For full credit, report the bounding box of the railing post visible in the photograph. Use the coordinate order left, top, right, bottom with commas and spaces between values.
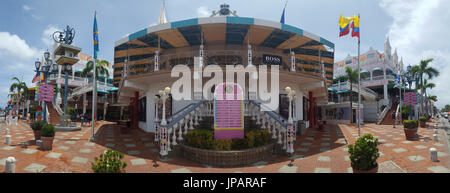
178, 120, 184, 141
172, 123, 178, 146
184, 117, 189, 135
159, 125, 168, 158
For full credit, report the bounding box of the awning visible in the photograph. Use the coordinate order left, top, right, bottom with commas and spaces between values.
75, 69, 83, 73
361, 69, 369, 73
107, 88, 118, 92
97, 89, 109, 94
336, 89, 350, 94
372, 67, 383, 71
328, 88, 336, 92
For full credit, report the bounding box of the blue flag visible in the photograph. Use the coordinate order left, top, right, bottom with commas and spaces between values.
280, 7, 285, 24
93, 12, 99, 59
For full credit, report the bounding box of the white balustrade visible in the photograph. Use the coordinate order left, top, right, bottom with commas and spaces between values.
184, 117, 189, 135
172, 123, 178, 145
178, 120, 184, 141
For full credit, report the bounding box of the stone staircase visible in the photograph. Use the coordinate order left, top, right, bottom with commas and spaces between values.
46, 103, 60, 125
380, 103, 398, 125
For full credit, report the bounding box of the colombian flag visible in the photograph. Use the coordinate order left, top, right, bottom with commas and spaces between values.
93, 11, 99, 59
339, 14, 360, 38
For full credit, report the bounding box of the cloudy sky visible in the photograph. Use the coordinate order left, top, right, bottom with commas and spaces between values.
0, 0, 449, 108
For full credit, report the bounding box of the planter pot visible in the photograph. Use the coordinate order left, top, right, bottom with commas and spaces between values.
419, 121, 426, 127
404, 128, 418, 140
352, 165, 378, 173
41, 136, 54, 150
33, 130, 41, 141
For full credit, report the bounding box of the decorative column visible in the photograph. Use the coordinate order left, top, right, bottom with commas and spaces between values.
82, 93, 87, 114
154, 96, 160, 142
290, 51, 296, 72
134, 92, 139, 129
309, 92, 314, 128
154, 50, 159, 72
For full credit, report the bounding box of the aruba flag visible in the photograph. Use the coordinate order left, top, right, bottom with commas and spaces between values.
93, 11, 99, 59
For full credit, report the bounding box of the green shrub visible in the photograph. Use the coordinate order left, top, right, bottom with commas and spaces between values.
68, 107, 76, 116
91, 150, 127, 173
185, 129, 271, 151
30, 120, 44, 131
401, 107, 410, 120
348, 134, 379, 171
41, 124, 55, 137
403, 120, 418, 129
419, 116, 427, 122
214, 139, 232, 151
231, 138, 248, 150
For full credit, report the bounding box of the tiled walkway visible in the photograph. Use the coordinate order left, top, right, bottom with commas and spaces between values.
0, 120, 449, 173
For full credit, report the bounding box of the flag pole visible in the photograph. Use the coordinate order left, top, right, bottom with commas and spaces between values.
357, 13, 361, 137
90, 10, 97, 142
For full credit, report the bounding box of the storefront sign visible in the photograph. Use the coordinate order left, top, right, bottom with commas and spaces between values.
262, 54, 282, 65
214, 83, 244, 139
404, 92, 417, 105
38, 84, 54, 102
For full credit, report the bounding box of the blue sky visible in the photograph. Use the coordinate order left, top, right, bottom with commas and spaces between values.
1, 0, 449, 108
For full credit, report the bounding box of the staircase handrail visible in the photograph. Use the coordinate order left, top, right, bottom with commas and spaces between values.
247, 100, 288, 128
166, 103, 195, 122
52, 100, 64, 116
163, 100, 206, 129
376, 98, 393, 125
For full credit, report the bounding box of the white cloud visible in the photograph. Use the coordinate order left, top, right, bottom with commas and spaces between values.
41, 25, 59, 48
197, 6, 210, 17
0, 32, 39, 60
380, 0, 450, 109
23, 5, 31, 11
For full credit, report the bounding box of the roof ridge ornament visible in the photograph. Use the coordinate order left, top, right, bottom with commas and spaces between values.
210, 3, 238, 17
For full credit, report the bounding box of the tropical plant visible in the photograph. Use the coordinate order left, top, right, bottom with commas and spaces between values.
411, 58, 439, 116
81, 59, 110, 78
403, 120, 418, 129
9, 77, 28, 116
348, 134, 379, 171
344, 66, 366, 123
91, 150, 127, 173
418, 116, 427, 123
41, 124, 56, 137
30, 120, 44, 131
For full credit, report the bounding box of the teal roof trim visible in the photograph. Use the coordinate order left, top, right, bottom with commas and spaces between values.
282, 24, 303, 36
129, 29, 147, 41
226, 17, 254, 25
171, 18, 198, 28
320, 37, 334, 49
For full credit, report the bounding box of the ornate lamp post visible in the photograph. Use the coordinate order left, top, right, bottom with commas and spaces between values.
61, 63, 72, 116
285, 87, 296, 155
35, 50, 58, 124
160, 87, 171, 125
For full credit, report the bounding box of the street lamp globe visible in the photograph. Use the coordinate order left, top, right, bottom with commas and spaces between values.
66, 64, 72, 71
44, 50, 50, 60
164, 87, 171, 94
35, 60, 41, 70
158, 90, 164, 96
285, 87, 291, 94
407, 64, 412, 73
52, 63, 58, 72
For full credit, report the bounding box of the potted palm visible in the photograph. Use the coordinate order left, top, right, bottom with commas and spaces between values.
403, 120, 418, 140
41, 124, 56, 150
30, 120, 44, 142
348, 134, 380, 173
419, 116, 427, 127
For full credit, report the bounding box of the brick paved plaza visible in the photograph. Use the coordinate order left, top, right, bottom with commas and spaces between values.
1, 120, 449, 173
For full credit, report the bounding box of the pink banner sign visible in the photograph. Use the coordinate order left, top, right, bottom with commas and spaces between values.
404, 92, 417, 106
38, 84, 55, 102
214, 83, 244, 139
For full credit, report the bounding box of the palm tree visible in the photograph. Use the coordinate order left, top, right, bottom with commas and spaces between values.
411, 58, 439, 116
345, 66, 359, 123
9, 77, 28, 116
81, 59, 110, 78
421, 79, 436, 116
